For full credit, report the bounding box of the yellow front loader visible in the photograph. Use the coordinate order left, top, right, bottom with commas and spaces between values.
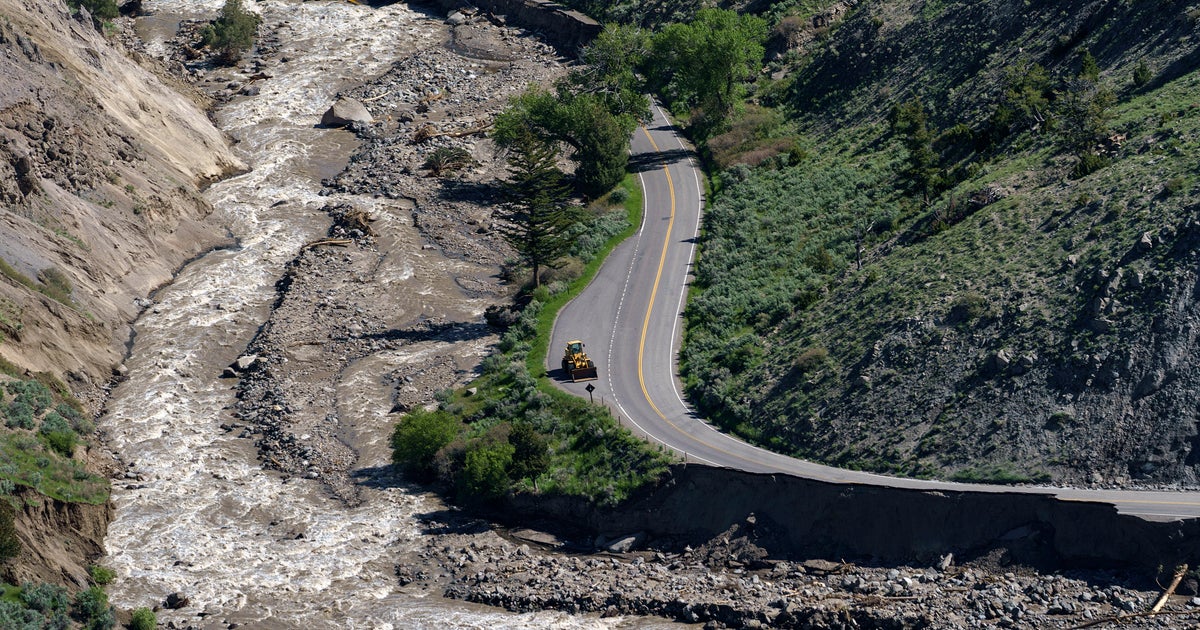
561, 340, 598, 382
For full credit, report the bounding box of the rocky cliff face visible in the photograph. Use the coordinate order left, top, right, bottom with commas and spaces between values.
0, 0, 242, 402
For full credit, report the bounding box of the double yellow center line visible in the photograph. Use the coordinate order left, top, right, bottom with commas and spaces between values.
636, 126, 673, 422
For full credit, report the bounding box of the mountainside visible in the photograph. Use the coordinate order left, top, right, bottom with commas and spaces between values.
682, 0, 1200, 487
0, 0, 239, 591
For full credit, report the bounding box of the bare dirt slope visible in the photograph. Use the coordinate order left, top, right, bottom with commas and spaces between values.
0, 0, 241, 402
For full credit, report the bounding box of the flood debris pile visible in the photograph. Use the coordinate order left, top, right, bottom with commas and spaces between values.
327, 14, 567, 264
396, 513, 1200, 629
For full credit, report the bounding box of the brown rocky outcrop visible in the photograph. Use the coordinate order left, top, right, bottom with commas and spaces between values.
423, 0, 601, 54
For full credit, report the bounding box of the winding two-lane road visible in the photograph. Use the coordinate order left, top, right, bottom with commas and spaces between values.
549, 104, 1200, 521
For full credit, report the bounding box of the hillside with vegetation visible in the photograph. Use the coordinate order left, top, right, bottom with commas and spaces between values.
668, 0, 1200, 486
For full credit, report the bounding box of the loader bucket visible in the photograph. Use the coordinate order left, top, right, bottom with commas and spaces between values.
570, 365, 598, 382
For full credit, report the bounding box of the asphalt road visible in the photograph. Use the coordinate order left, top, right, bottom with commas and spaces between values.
548, 104, 1200, 521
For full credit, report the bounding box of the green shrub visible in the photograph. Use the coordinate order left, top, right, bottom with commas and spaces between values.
87, 565, 115, 586
1163, 177, 1186, 196
1132, 61, 1152, 88
421, 147, 475, 177
947, 292, 989, 324
19, 582, 68, 614
794, 346, 829, 374
1073, 151, 1111, 178
130, 607, 156, 630
55, 404, 92, 435
200, 0, 261, 65
507, 422, 550, 481
72, 587, 112, 628
41, 431, 76, 457
5, 401, 34, 430
1046, 411, 1075, 429
39, 414, 78, 457
457, 442, 515, 502
67, 0, 118, 22
390, 409, 463, 480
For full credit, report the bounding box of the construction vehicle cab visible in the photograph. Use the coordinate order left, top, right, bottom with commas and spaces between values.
562, 339, 598, 382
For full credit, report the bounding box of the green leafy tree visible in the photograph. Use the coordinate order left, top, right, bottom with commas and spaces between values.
200, 0, 261, 65
647, 9, 767, 136
390, 409, 462, 480
496, 130, 582, 288
562, 95, 632, 197
492, 26, 652, 197
457, 442, 514, 502
566, 24, 651, 124
507, 422, 549, 482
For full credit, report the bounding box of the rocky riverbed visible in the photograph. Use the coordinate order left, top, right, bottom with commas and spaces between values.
401, 511, 1200, 629
231, 11, 568, 505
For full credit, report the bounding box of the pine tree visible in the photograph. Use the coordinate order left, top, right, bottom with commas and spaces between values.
496, 131, 581, 288
0, 498, 21, 562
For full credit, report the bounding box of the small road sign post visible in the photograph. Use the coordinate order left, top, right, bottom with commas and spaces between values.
585, 383, 595, 404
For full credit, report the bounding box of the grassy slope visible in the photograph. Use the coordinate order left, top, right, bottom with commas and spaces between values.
683, 0, 1200, 485
404, 175, 672, 505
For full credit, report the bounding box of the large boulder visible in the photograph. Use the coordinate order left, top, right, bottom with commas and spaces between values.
320, 97, 372, 127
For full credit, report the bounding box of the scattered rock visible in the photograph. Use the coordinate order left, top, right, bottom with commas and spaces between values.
321, 97, 373, 127
164, 592, 190, 609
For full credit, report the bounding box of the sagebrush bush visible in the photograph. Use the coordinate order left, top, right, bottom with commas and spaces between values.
20, 582, 68, 614
0, 600, 42, 630
39, 413, 78, 457
794, 347, 829, 374
5, 401, 34, 429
